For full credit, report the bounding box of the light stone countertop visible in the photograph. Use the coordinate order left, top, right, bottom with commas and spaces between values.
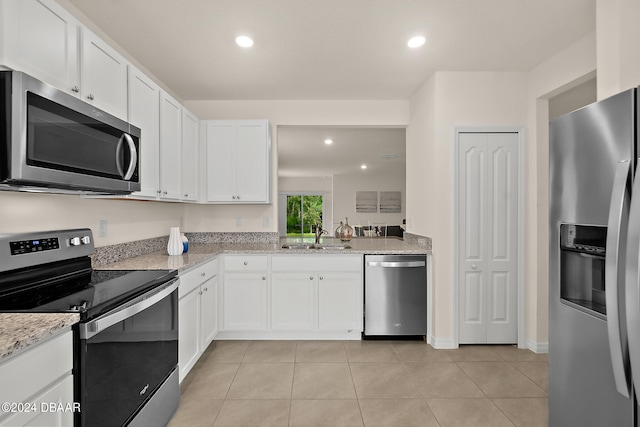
0, 313, 79, 360
97, 237, 430, 272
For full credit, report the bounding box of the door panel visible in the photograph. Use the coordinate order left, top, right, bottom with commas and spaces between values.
458, 132, 518, 344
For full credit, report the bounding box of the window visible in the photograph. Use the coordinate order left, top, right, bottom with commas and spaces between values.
285, 195, 323, 237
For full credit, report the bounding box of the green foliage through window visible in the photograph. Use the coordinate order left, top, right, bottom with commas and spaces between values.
286, 195, 323, 236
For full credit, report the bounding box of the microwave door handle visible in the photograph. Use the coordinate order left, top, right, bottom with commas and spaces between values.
115, 134, 126, 178
606, 159, 632, 398
122, 133, 137, 181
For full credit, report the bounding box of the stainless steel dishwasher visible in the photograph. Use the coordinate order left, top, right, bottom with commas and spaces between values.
364, 254, 427, 337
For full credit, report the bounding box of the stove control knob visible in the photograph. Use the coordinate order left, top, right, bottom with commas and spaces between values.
70, 237, 81, 246
81, 236, 91, 245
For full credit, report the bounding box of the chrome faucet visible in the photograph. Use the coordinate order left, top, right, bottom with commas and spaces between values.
314, 223, 327, 244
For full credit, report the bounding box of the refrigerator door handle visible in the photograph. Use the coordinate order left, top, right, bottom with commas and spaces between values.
606, 159, 632, 398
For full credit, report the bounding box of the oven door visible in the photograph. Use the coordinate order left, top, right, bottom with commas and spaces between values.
77, 279, 179, 427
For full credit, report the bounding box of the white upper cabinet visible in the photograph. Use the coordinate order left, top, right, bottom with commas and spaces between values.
1, 0, 79, 96
181, 109, 199, 202
1, 0, 128, 120
205, 120, 271, 204
159, 91, 183, 200
128, 67, 160, 199
79, 27, 128, 120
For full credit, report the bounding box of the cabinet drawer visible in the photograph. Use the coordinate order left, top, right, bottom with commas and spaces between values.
179, 258, 219, 298
271, 255, 362, 272
0, 330, 72, 405
224, 255, 268, 271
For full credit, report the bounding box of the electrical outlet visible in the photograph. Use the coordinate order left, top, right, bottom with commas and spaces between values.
98, 219, 107, 237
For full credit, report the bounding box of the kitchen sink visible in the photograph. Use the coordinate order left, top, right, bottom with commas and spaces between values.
314, 244, 352, 250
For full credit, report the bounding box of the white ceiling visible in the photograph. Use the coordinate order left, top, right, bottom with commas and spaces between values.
65, 0, 594, 178
278, 127, 406, 178
66, 0, 595, 101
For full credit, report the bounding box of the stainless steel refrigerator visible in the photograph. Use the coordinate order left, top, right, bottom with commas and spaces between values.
549, 88, 640, 426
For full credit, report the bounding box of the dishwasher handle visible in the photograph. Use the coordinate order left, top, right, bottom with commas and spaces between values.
366, 261, 425, 268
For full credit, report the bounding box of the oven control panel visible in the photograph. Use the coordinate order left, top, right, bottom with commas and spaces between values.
10, 238, 60, 255
0, 228, 94, 273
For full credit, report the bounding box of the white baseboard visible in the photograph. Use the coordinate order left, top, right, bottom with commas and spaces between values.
430, 336, 458, 349
527, 340, 549, 354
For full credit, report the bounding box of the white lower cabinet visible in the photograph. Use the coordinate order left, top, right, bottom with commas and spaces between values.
219, 254, 363, 339
0, 330, 74, 427
271, 273, 316, 330
223, 273, 268, 330
178, 258, 218, 382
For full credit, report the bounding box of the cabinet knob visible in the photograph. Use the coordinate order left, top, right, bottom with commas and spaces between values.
198, 291, 203, 295
87, 94, 95, 100
157, 190, 162, 194
244, 261, 248, 265
471, 264, 477, 270
184, 194, 189, 198
232, 195, 237, 200
203, 287, 208, 292
310, 276, 314, 280
262, 276, 266, 280
237, 195, 241, 199
319, 276, 324, 280
71, 86, 79, 93
201, 272, 206, 277
163, 191, 168, 195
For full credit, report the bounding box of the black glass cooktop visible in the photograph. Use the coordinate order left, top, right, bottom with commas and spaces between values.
0, 259, 177, 320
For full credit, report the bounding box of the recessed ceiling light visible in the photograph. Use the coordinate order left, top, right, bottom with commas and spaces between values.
324, 139, 333, 145
407, 36, 426, 48
361, 164, 367, 170
236, 36, 254, 48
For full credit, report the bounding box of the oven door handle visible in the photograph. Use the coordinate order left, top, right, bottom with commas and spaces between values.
79, 279, 178, 340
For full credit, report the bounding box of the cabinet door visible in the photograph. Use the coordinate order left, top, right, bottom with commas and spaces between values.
181, 108, 199, 201
271, 273, 316, 330
80, 27, 128, 120
159, 91, 182, 200
235, 120, 270, 202
206, 121, 236, 202
0, 375, 74, 427
178, 288, 200, 383
318, 273, 362, 331
2, 0, 79, 96
128, 67, 160, 199
223, 273, 268, 330
200, 276, 218, 349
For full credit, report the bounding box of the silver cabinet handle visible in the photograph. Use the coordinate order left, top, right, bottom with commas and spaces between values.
71, 86, 79, 93
87, 94, 94, 100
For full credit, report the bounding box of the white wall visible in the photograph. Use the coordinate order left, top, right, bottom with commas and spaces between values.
406, 71, 529, 347
332, 172, 405, 231
0, 191, 184, 247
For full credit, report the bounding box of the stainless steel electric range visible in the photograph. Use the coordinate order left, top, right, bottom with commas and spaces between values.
0, 229, 179, 427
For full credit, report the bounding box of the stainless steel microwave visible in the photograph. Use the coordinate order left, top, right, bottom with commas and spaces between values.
0, 71, 141, 194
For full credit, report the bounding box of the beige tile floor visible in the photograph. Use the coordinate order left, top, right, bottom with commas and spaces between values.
169, 340, 548, 427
